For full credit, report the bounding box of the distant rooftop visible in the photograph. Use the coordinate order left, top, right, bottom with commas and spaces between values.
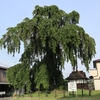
0, 66, 8, 70
93, 59, 100, 62
93, 59, 100, 68
66, 70, 88, 80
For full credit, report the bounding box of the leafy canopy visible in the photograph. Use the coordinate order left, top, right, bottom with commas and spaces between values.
6, 63, 31, 92
0, 5, 96, 88
34, 63, 49, 89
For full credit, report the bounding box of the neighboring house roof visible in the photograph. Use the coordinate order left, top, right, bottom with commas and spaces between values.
93, 59, 100, 68
66, 70, 88, 80
0, 66, 8, 70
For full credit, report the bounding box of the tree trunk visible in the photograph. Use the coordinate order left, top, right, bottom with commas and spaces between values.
89, 87, 92, 96
72, 91, 74, 97
29, 90, 32, 97
54, 89, 57, 97
45, 89, 48, 97
63, 90, 65, 97
81, 83, 84, 96
82, 88, 83, 96
38, 88, 40, 96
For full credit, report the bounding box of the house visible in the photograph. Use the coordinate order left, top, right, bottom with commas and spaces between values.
66, 71, 88, 89
0, 66, 8, 83
90, 59, 100, 90
0, 66, 13, 96
0, 66, 8, 90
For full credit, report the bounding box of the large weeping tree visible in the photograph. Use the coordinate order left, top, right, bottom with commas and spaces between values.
0, 5, 96, 90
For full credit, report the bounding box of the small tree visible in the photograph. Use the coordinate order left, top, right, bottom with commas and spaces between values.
87, 76, 94, 96
62, 80, 68, 97
6, 63, 31, 94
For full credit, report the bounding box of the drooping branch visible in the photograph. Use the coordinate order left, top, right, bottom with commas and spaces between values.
0, 5, 96, 72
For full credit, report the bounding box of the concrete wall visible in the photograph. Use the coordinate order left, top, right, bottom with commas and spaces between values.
94, 80, 100, 90
96, 63, 100, 78
90, 69, 97, 77
90, 62, 100, 90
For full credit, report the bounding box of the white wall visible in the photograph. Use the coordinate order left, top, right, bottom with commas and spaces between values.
90, 62, 100, 90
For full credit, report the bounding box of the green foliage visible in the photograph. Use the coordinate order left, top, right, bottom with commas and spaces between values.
59, 79, 68, 91
0, 5, 96, 91
0, 5, 96, 70
34, 63, 49, 89
87, 79, 94, 89
6, 63, 31, 92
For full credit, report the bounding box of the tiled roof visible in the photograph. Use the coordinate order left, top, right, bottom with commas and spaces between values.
0, 66, 8, 70
66, 70, 88, 80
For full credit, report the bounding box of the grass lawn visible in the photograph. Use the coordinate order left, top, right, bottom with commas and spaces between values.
10, 89, 100, 100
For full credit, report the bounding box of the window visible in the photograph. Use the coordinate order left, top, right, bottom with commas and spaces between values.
3, 71, 6, 78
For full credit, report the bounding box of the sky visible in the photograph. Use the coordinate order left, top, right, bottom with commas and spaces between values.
0, 0, 100, 78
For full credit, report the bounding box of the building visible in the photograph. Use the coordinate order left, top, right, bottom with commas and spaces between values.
0, 66, 13, 96
0, 66, 8, 91
0, 66, 8, 84
66, 70, 88, 89
90, 59, 100, 90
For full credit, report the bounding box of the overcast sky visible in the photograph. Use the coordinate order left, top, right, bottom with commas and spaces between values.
0, 0, 100, 78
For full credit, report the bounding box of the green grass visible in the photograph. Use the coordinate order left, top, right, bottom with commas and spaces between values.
10, 89, 100, 100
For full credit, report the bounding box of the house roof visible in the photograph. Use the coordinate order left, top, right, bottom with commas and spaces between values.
93, 59, 100, 68
93, 59, 100, 62
66, 70, 88, 80
0, 66, 8, 70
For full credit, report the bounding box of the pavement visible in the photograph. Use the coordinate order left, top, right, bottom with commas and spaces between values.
0, 97, 11, 100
